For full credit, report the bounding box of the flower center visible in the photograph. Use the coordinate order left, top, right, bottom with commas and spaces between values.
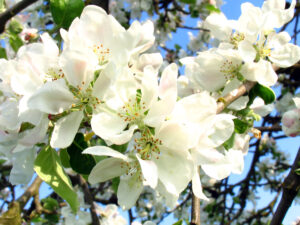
45, 68, 64, 81
117, 96, 147, 125
230, 33, 245, 48
92, 44, 110, 66
220, 60, 242, 81
70, 85, 101, 111
134, 129, 162, 160
120, 160, 144, 183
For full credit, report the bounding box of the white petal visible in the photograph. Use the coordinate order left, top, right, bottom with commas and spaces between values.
192, 147, 225, 165
28, 79, 74, 114
270, 43, 300, 68
9, 148, 35, 185
50, 111, 83, 148
60, 50, 97, 88
207, 114, 235, 147
159, 63, 178, 100
173, 92, 217, 123
241, 60, 277, 87
228, 96, 249, 111
88, 158, 126, 184
18, 96, 43, 125
137, 155, 158, 188
83, 146, 128, 161
91, 112, 132, 145
250, 97, 274, 116
16, 116, 49, 150
238, 40, 256, 62
155, 147, 193, 195
225, 149, 244, 174
141, 66, 159, 109
204, 12, 232, 41
192, 168, 209, 201
137, 53, 163, 72
202, 161, 232, 180
117, 175, 144, 210
157, 121, 196, 151
267, 32, 291, 49
144, 95, 176, 127
293, 97, 300, 109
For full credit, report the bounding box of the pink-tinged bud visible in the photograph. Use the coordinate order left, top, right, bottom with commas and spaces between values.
282, 108, 300, 137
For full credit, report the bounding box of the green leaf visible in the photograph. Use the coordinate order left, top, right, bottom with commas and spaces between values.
111, 177, 120, 194
34, 146, 79, 213
248, 83, 276, 105
110, 143, 128, 154
8, 19, 23, 34
295, 168, 300, 176
59, 148, 71, 168
67, 133, 96, 174
50, 0, 84, 29
0, 47, 7, 59
172, 220, 183, 225
41, 198, 59, 211
9, 33, 23, 52
233, 119, 249, 134
204, 3, 221, 13
223, 132, 235, 150
179, 0, 196, 4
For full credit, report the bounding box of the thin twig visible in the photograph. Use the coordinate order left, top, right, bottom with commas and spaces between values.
78, 175, 100, 225
0, 0, 38, 33
270, 148, 300, 225
17, 176, 43, 209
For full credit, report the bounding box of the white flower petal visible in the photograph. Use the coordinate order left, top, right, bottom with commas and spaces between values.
60, 49, 97, 88
117, 175, 144, 210
91, 112, 131, 145
207, 114, 235, 147
159, 63, 178, 100
238, 40, 256, 62
50, 111, 83, 148
241, 60, 277, 87
28, 79, 74, 114
204, 12, 232, 41
155, 147, 193, 195
137, 155, 158, 188
88, 158, 126, 184
269, 43, 300, 68
228, 96, 249, 111
83, 146, 128, 161
192, 168, 209, 201
9, 148, 35, 185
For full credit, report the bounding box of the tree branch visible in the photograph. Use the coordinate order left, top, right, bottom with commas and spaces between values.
270, 148, 300, 225
17, 176, 42, 209
0, 0, 38, 34
78, 175, 100, 225
217, 81, 256, 113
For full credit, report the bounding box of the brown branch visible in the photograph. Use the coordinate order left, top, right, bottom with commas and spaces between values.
78, 175, 100, 225
0, 0, 38, 34
17, 176, 42, 209
191, 193, 201, 225
255, 125, 282, 132
270, 148, 300, 225
217, 81, 256, 113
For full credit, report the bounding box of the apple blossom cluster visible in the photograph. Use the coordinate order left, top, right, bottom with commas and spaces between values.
0, 0, 299, 213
